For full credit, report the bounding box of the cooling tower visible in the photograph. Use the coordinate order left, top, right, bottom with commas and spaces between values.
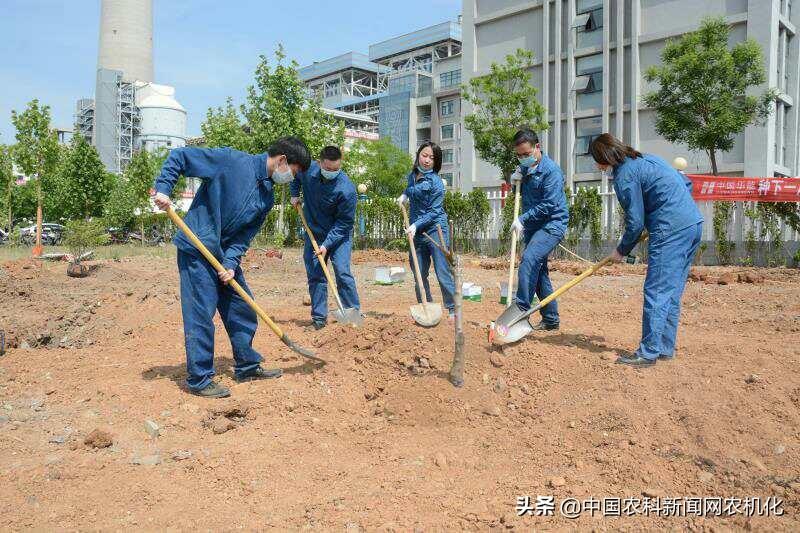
97, 0, 153, 83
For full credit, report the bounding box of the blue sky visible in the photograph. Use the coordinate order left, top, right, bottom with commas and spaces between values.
0, 0, 460, 143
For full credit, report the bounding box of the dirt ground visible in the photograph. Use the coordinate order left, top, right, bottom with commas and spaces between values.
1, 247, 799, 531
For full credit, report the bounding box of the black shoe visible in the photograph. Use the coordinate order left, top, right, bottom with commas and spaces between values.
192, 381, 231, 398
615, 355, 657, 367
312, 320, 327, 330
658, 354, 675, 361
531, 321, 559, 331
235, 367, 283, 383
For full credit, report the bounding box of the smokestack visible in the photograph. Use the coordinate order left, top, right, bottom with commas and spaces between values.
97, 0, 153, 82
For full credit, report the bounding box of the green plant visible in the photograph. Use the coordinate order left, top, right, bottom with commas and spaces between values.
385, 238, 409, 252
566, 187, 603, 254
694, 241, 708, 265
342, 138, 412, 198
793, 248, 800, 268
462, 49, 548, 182
713, 201, 735, 264
64, 219, 109, 263
644, 17, 776, 175
443, 189, 490, 253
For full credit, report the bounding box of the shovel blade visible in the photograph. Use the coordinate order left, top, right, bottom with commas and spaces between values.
490, 317, 534, 345
332, 307, 364, 327
410, 302, 442, 327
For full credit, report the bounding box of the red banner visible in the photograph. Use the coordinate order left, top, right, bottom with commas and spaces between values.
688, 174, 800, 202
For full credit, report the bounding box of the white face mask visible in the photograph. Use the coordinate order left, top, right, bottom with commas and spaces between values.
272, 159, 294, 184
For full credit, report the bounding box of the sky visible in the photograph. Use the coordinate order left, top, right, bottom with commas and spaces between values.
0, 0, 461, 144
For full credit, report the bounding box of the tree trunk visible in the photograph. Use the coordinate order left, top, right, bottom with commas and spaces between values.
449, 253, 465, 388
7, 181, 12, 232
708, 149, 719, 176
33, 175, 43, 257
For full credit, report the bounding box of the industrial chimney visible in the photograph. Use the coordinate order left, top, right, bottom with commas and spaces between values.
97, 0, 153, 83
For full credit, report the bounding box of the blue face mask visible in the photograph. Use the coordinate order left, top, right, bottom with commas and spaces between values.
518, 155, 537, 168
417, 166, 433, 175
320, 168, 340, 181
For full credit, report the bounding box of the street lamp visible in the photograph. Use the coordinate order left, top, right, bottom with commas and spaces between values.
357, 183, 368, 239
672, 156, 688, 172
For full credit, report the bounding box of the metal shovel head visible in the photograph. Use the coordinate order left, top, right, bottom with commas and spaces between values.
332, 307, 364, 327
410, 302, 442, 327
489, 303, 533, 345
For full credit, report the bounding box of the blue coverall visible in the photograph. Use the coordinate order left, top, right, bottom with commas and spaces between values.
613, 154, 704, 360
290, 162, 360, 323
154, 147, 275, 391
405, 169, 456, 312
514, 154, 570, 324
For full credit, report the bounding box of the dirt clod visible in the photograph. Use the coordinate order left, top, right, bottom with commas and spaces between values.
84, 429, 113, 448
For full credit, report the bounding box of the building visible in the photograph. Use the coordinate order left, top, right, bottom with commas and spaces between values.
462, 0, 799, 195
76, 0, 186, 174
299, 20, 464, 187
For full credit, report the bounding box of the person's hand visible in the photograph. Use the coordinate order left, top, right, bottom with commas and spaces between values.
218, 269, 235, 284
610, 249, 625, 263
510, 168, 523, 182
405, 224, 417, 239
316, 245, 327, 258
153, 192, 171, 210
396, 194, 408, 206
511, 218, 523, 237
290, 196, 301, 207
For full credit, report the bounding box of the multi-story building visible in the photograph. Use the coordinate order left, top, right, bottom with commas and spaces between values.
299, 20, 464, 187
461, 0, 799, 197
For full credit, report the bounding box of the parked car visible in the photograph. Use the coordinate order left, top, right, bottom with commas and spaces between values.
0, 228, 8, 244
19, 223, 65, 246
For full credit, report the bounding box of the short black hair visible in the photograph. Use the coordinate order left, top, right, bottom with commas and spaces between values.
267, 136, 311, 171
320, 145, 342, 161
512, 128, 539, 147
415, 141, 442, 174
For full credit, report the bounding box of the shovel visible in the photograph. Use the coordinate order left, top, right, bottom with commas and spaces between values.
164, 205, 321, 362
400, 203, 442, 327
489, 254, 616, 345
505, 180, 522, 309
489, 236, 648, 346
295, 204, 363, 327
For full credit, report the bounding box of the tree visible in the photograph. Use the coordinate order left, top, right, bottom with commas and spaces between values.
201, 97, 249, 151
60, 136, 115, 219
10, 99, 61, 252
343, 138, 412, 198
644, 17, 777, 264
644, 17, 776, 175
462, 49, 548, 181
0, 144, 13, 230
105, 149, 167, 229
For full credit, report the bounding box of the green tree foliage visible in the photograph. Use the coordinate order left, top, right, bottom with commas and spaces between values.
644, 17, 777, 265
0, 144, 13, 230
59, 136, 115, 219
342, 138, 412, 198
462, 49, 548, 181
565, 187, 603, 254
105, 149, 164, 228
201, 98, 250, 151
644, 17, 776, 175
64, 218, 109, 263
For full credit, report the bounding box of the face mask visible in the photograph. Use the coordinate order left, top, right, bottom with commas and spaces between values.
518, 155, 537, 168
417, 165, 433, 175
320, 168, 340, 181
272, 159, 294, 184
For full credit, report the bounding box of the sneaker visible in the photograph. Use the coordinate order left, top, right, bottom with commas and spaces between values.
531, 321, 559, 331
191, 381, 231, 398
448, 310, 455, 321
312, 319, 327, 330
658, 354, 675, 360
615, 354, 657, 367
235, 367, 283, 382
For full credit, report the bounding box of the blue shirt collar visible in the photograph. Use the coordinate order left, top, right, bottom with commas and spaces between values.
254, 153, 269, 182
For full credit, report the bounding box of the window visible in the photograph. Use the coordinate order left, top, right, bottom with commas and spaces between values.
440, 69, 461, 88
441, 124, 454, 140
575, 54, 603, 110
443, 149, 454, 164
576, 0, 603, 49
575, 116, 602, 174
440, 99, 455, 117
440, 172, 453, 187
324, 79, 340, 98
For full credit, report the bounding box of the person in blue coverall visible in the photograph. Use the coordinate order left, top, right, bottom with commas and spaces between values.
396, 141, 456, 318
152, 136, 312, 398
509, 128, 570, 329
290, 146, 360, 330
589, 133, 703, 367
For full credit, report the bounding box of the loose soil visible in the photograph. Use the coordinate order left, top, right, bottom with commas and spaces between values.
1, 249, 799, 530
